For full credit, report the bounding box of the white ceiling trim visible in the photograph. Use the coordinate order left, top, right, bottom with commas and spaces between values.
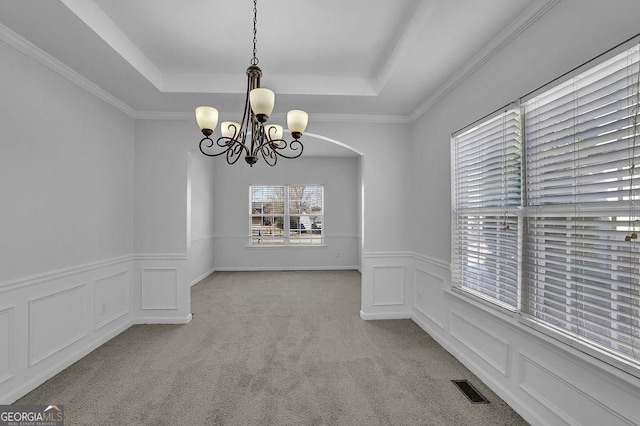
0, 0, 560, 125
0, 22, 136, 118
59, 0, 377, 97
409, 0, 561, 122
60, 0, 164, 91
373, 0, 440, 94
163, 73, 378, 96
134, 110, 412, 125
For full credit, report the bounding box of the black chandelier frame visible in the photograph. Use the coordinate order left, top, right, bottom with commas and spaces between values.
198, 0, 305, 167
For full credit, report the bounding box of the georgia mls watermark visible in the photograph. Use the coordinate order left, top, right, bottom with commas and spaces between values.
0, 405, 63, 426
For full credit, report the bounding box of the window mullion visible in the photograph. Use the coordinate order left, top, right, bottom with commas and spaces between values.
284, 185, 290, 244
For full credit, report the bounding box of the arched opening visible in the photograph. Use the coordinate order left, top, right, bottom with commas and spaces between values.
186, 131, 364, 303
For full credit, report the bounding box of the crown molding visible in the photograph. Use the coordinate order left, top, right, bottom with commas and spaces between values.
134, 110, 412, 125
1, 0, 559, 126
0, 22, 137, 118
409, 0, 561, 122
311, 113, 412, 125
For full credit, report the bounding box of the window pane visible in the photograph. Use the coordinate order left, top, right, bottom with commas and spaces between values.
289, 185, 323, 214
250, 185, 323, 246
250, 186, 286, 245
523, 44, 640, 367
452, 108, 522, 310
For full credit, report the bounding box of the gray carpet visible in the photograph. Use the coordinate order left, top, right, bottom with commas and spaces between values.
17, 270, 528, 425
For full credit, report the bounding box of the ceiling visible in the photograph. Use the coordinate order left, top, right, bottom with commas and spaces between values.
0, 0, 554, 156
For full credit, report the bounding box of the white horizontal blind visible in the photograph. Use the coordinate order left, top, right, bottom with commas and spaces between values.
452, 109, 521, 309
523, 45, 640, 367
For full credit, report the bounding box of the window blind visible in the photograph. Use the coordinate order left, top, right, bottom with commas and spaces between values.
250, 185, 324, 245
452, 108, 522, 309
251, 186, 285, 245
523, 45, 640, 366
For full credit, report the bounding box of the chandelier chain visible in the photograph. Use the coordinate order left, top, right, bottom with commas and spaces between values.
251, 0, 258, 65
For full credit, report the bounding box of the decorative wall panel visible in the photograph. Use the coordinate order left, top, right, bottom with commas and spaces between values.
449, 310, 509, 376
141, 268, 178, 310
414, 267, 445, 329
94, 270, 130, 330
28, 284, 87, 366
372, 265, 405, 306
519, 354, 635, 425
0, 307, 12, 384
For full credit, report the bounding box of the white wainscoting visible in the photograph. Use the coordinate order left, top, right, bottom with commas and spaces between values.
188, 235, 215, 287
360, 252, 412, 319
0, 307, 12, 385
141, 268, 178, 310
94, 271, 129, 330
413, 266, 445, 330
372, 265, 405, 306
0, 253, 192, 404
28, 282, 88, 367
363, 250, 640, 426
132, 254, 191, 324
518, 353, 637, 425
449, 309, 510, 376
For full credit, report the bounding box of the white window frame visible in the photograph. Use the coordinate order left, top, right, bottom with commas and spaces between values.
450, 40, 640, 375
451, 107, 523, 311
249, 184, 324, 246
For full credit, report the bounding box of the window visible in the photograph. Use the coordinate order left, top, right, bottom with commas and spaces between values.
452, 108, 522, 310
250, 185, 323, 245
451, 43, 640, 371
523, 45, 640, 365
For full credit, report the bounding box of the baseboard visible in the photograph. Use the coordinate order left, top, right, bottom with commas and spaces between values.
410, 311, 545, 426
1, 318, 134, 404
360, 310, 412, 320
132, 313, 192, 325
190, 268, 216, 287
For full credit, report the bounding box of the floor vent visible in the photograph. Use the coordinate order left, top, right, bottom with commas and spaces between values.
452, 380, 490, 404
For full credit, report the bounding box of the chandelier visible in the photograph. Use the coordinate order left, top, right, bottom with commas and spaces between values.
195, 0, 309, 167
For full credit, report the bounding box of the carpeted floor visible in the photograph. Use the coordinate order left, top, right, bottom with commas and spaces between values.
17, 270, 528, 425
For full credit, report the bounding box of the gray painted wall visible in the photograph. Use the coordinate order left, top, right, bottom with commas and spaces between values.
407, 1, 640, 425
0, 39, 134, 282
212, 156, 360, 270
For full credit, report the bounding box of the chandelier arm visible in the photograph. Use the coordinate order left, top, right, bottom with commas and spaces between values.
226, 140, 245, 165
269, 138, 304, 159
199, 137, 233, 157
260, 143, 278, 166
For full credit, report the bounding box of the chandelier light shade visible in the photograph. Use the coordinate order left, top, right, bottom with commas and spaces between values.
287, 110, 309, 137
249, 88, 275, 119
195, 106, 218, 134
196, 0, 309, 166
